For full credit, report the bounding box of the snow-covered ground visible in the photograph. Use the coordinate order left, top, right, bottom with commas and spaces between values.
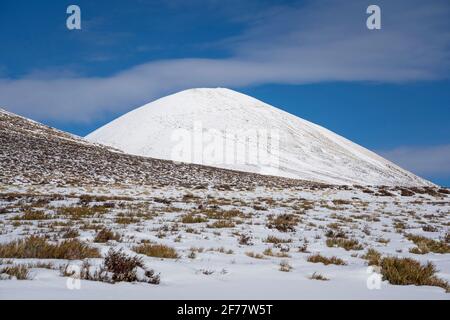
1, 183, 448, 300
87, 88, 432, 186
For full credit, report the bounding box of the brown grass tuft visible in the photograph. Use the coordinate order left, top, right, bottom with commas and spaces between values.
0, 236, 100, 259
181, 214, 208, 224
0, 264, 30, 280
267, 214, 299, 232
406, 234, 450, 254
94, 228, 121, 243
379, 257, 449, 292
326, 238, 363, 251
307, 254, 347, 266
133, 243, 179, 259
309, 272, 329, 281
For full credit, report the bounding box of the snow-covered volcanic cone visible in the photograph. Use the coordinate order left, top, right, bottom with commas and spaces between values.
86, 88, 432, 186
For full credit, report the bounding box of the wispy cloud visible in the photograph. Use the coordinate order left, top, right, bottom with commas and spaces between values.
380, 145, 450, 178
0, 0, 449, 122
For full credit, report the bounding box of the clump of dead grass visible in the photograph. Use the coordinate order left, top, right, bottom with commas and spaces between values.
406, 234, 450, 254
267, 214, 299, 232
133, 243, 179, 259
94, 228, 121, 243
0, 264, 30, 280
0, 236, 100, 259
326, 238, 363, 251
307, 254, 347, 266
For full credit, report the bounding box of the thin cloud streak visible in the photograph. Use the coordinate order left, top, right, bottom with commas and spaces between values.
0, 0, 449, 122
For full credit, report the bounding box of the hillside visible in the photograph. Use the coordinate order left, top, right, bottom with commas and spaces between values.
0, 108, 311, 189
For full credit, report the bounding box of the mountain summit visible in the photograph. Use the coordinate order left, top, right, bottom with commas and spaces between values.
86, 88, 432, 186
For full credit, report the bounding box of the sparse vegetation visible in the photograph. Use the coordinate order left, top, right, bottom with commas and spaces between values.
246, 252, 265, 259
94, 228, 121, 243
406, 234, 450, 254
0, 118, 449, 298
264, 236, 292, 244
181, 214, 208, 224
62, 229, 80, 239
279, 260, 293, 272
238, 234, 253, 246
207, 220, 235, 229
102, 249, 160, 284
203, 209, 243, 220
309, 272, 329, 281
326, 238, 363, 251
0, 264, 30, 280
58, 206, 106, 220
307, 254, 347, 266
263, 248, 290, 258
133, 243, 179, 259
379, 257, 448, 292
115, 216, 140, 225
12, 209, 50, 221
267, 214, 299, 232
0, 236, 100, 259
61, 249, 160, 285
362, 248, 382, 266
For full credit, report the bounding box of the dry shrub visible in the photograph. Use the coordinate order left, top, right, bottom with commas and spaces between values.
61, 249, 160, 285
62, 229, 80, 239
94, 228, 121, 243
0, 236, 100, 259
58, 206, 98, 220
115, 216, 140, 225
326, 238, 363, 251
279, 260, 293, 272
103, 249, 158, 283
309, 272, 329, 281
263, 248, 290, 258
362, 250, 449, 292
245, 252, 265, 259
422, 225, 438, 233
362, 248, 382, 266
203, 209, 242, 220
307, 254, 347, 266
133, 243, 179, 259
238, 234, 253, 246
325, 229, 347, 239
265, 236, 292, 244
406, 234, 450, 254
379, 257, 448, 292
0, 264, 30, 280
181, 214, 208, 224
399, 188, 415, 197
207, 220, 235, 229
12, 209, 50, 221
332, 199, 352, 206
267, 214, 299, 232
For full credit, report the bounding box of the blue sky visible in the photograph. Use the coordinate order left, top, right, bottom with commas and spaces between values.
1, 0, 449, 186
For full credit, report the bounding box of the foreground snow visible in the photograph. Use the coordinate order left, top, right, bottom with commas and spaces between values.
2, 263, 448, 300
0, 183, 448, 300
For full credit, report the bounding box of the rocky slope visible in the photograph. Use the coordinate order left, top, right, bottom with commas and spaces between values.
0, 108, 313, 189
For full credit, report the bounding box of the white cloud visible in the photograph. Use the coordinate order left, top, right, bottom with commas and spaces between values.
380, 145, 450, 177
0, 0, 449, 122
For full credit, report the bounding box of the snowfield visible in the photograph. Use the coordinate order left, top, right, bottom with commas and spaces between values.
0, 184, 449, 299
87, 88, 433, 186
0, 104, 448, 300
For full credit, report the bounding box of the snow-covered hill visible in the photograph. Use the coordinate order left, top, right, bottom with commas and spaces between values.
87, 88, 432, 186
